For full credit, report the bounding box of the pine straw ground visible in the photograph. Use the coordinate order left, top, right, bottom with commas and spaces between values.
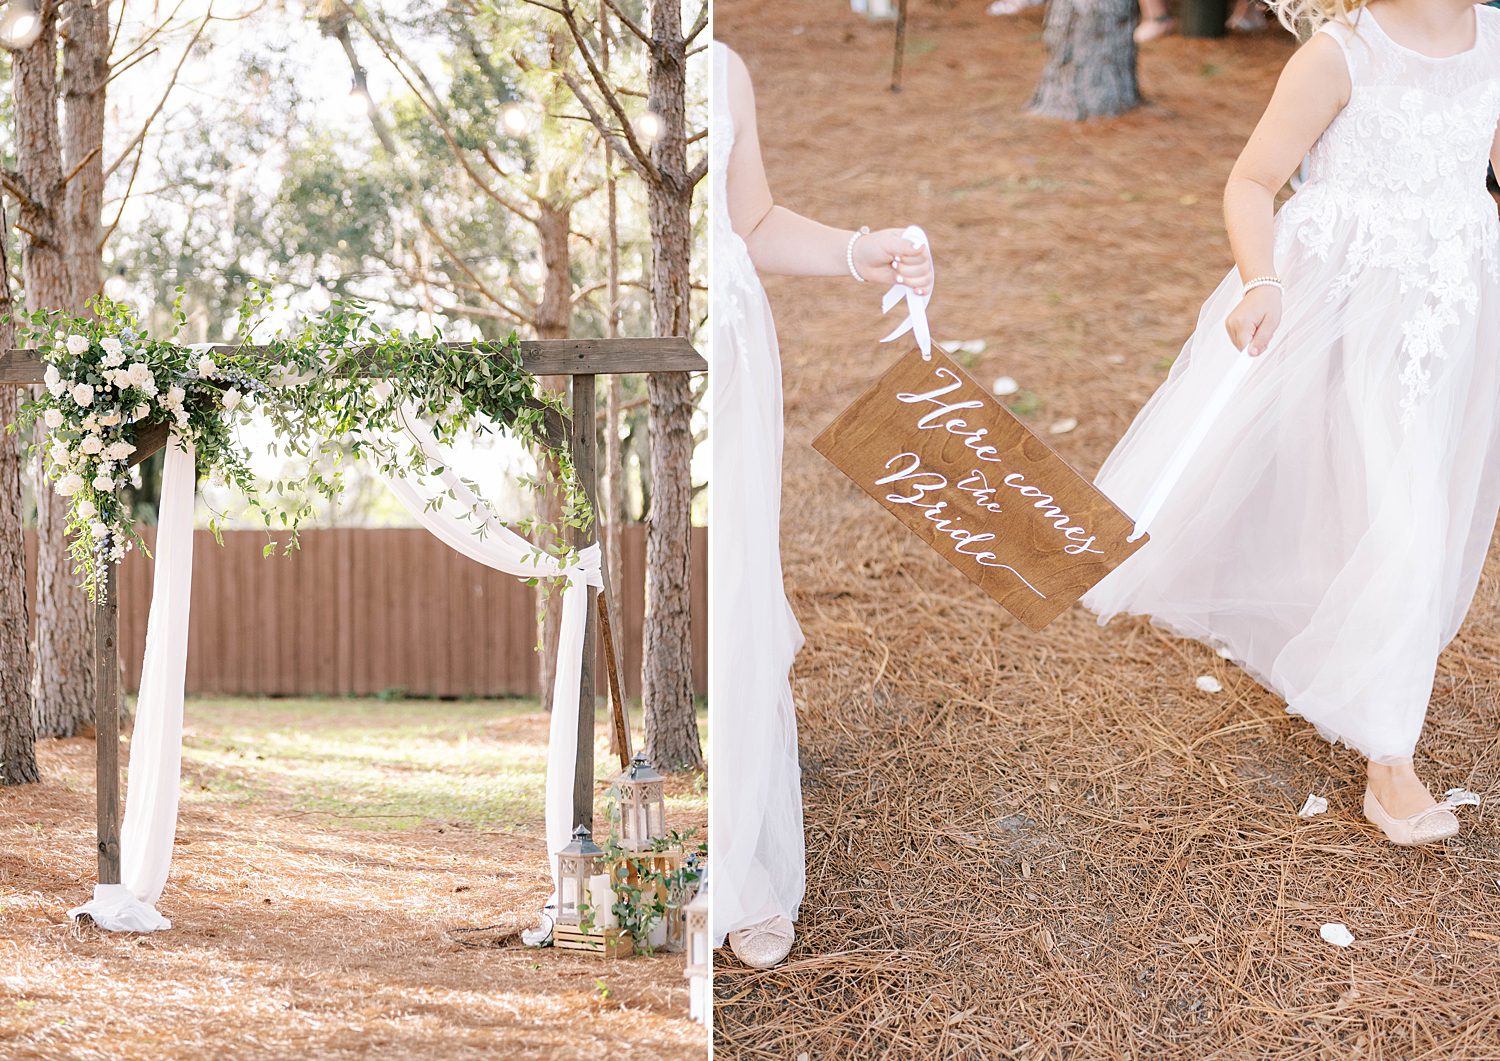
715, 2, 1500, 1057
0, 699, 707, 1059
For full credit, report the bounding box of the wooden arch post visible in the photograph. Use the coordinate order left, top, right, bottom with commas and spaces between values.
0, 336, 705, 887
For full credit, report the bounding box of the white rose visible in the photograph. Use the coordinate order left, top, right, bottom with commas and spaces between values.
66, 334, 90, 356
91, 473, 115, 492
90, 522, 109, 539
49, 439, 70, 465
222, 388, 243, 411
42, 408, 64, 429
82, 413, 99, 431
56, 473, 84, 497
79, 435, 103, 455
43, 365, 64, 396
105, 441, 134, 462
99, 411, 121, 427
76, 499, 97, 520
197, 355, 216, 378
71, 383, 94, 407
100, 336, 122, 356
101, 350, 126, 369
166, 385, 186, 407
126, 362, 152, 387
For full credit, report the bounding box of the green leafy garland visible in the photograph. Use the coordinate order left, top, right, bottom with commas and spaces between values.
12, 288, 589, 600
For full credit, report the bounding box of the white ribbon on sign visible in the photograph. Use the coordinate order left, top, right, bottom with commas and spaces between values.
879, 224, 935, 360
70, 361, 599, 932
1128, 329, 1261, 541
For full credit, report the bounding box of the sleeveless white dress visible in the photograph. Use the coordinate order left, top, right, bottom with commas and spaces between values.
1082, 7, 1500, 765
707, 41, 807, 944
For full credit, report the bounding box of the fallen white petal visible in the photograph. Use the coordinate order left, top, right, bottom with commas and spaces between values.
1215, 645, 1235, 659
1195, 675, 1223, 694
991, 375, 1019, 397
1319, 923, 1354, 948
1445, 787, 1481, 808
960, 339, 988, 354
1298, 794, 1328, 818
1049, 417, 1078, 435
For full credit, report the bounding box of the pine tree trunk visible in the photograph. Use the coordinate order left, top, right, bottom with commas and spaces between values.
535, 202, 572, 712
1030, 0, 1139, 120
0, 216, 38, 785
640, 0, 703, 772
13, 1, 103, 739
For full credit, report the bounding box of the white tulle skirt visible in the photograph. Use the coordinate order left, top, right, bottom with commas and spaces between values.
708, 239, 806, 944
1082, 223, 1500, 764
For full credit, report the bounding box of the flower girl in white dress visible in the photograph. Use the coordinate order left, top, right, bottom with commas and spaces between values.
1083, 0, 1500, 845
711, 40, 933, 967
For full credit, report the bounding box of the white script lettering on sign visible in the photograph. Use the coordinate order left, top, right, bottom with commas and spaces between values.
813, 347, 1146, 630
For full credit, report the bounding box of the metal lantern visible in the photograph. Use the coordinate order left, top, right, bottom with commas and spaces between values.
613, 753, 668, 852
555, 824, 604, 927
683, 885, 711, 1025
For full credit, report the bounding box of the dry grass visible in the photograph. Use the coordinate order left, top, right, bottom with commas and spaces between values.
0, 698, 707, 1060
713, 2, 1500, 1057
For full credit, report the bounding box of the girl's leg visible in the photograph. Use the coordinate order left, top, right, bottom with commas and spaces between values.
1366, 758, 1440, 819
1135, 0, 1177, 42
1365, 757, 1461, 845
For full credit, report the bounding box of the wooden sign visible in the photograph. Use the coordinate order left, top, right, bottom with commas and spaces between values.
812, 347, 1148, 630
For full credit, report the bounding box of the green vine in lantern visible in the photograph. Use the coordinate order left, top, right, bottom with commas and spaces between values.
9, 285, 590, 601
579, 817, 706, 956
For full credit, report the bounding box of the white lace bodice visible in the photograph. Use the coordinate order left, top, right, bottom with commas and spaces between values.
1279, 6, 1500, 428
1298, 7, 1500, 232
710, 41, 767, 355
711, 41, 733, 234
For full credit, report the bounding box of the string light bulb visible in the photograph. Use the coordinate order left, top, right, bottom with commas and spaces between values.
346, 73, 373, 120
499, 102, 529, 137
634, 110, 664, 146
0, 1, 43, 49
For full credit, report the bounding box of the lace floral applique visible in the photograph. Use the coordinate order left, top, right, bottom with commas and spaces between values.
1280, 19, 1500, 431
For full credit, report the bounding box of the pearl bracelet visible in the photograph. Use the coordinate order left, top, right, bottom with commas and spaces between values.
847, 226, 871, 283
1243, 275, 1282, 293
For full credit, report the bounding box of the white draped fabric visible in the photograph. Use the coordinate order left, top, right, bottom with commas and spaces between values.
69, 436, 197, 932
71, 385, 598, 932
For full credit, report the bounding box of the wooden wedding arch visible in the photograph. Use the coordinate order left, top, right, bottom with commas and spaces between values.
0, 336, 704, 893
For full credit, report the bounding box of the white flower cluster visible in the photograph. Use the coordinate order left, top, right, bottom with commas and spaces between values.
35, 329, 173, 567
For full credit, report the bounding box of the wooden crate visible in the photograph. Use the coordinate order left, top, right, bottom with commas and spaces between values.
616, 848, 687, 953
554, 924, 634, 958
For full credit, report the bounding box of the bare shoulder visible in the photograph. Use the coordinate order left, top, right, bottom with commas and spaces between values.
1281, 29, 1352, 108
723, 44, 757, 124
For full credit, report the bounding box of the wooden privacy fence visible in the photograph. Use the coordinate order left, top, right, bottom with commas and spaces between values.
23, 524, 706, 699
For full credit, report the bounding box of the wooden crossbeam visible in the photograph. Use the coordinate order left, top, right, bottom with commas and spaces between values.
4, 333, 702, 894
0, 336, 704, 384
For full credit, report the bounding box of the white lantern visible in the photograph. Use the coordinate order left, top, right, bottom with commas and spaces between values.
683, 885, 711, 1026
555, 825, 604, 927
612, 753, 668, 852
